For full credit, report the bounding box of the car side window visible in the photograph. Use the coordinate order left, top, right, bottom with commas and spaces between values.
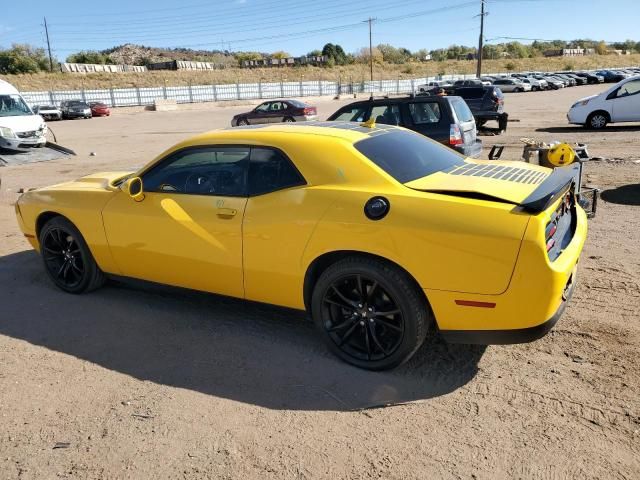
248, 147, 305, 196
255, 103, 270, 112
142, 147, 250, 196
408, 102, 441, 124
616, 80, 640, 98
370, 104, 401, 125
270, 102, 283, 111
332, 105, 367, 122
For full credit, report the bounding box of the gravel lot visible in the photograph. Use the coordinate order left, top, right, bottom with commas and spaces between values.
1, 85, 639, 479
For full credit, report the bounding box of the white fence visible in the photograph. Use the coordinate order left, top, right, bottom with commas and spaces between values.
21, 73, 493, 108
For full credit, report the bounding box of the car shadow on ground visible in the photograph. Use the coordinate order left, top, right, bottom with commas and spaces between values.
601, 183, 640, 206
536, 125, 640, 134
0, 250, 485, 412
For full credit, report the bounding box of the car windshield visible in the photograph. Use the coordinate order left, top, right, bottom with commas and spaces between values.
354, 129, 465, 183
0, 94, 33, 117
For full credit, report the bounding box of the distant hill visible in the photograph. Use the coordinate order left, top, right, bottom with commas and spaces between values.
99, 44, 241, 66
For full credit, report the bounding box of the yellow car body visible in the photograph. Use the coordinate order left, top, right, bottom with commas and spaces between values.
15, 122, 587, 368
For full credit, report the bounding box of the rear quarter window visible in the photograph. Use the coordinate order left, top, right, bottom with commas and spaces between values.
450, 99, 475, 123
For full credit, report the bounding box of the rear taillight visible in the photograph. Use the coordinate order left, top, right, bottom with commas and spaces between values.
449, 124, 463, 146
303, 107, 316, 115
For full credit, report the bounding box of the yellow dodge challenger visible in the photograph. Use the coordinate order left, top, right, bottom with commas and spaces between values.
15, 122, 587, 370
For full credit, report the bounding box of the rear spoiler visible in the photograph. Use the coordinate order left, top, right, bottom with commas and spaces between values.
518, 163, 579, 213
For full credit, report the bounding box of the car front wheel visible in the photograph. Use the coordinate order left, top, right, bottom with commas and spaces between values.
39, 216, 106, 294
237, 118, 249, 126
311, 257, 431, 370
586, 112, 608, 129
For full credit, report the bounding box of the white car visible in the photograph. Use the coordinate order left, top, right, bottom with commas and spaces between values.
522, 77, 548, 91
567, 75, 640, 129
34, 104, 62, 121
492, 78, 532, 93
416, 81, 452, 93
0, 80, 47, 150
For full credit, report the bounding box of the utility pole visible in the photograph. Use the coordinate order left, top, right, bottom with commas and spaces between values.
44, 17, 54, 72
366, 17, 376, 82
476, 0, 486, 78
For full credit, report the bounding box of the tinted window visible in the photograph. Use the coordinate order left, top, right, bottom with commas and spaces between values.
248, 148, 305, 196
331, 105, 367, 122
143, 147, 249, 196
450, 99, 474, 123
354, 130, 465, 183
370, 104, 401, 125
408, 102, 441, 124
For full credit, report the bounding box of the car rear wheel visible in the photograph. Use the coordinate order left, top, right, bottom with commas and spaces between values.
311, 257, 431, 370
39, 216, 106, 294
586, 112, 608, 130
283, 116, 295, 122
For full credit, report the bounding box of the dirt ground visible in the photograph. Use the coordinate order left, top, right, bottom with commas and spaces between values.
1, 85, 639, 479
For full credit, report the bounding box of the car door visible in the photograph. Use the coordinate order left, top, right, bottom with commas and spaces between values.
101, 146, 250, 298
242, 146, 312, 308
268, 101, 286, 123
404, 100, 446, 144
249, 102, 271, 124
609, 79, 640, 122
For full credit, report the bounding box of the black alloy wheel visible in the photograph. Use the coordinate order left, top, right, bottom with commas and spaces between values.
311, 257, 430, 370
39, 217, 105, 293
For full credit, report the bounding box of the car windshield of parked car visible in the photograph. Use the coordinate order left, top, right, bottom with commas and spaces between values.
354, 129, 465, 183
0, 94, 33, 117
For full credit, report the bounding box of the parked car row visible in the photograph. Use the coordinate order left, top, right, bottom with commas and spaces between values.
33, 101, 111, 121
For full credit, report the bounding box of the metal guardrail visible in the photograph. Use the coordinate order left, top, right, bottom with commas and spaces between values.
21, 68, 636, 108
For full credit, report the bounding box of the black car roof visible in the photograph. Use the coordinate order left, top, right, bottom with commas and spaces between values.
338, 95, 457, 107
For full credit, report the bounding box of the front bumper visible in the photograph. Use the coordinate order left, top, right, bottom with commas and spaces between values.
65, 111, 90, 118
1, 135, 47, 150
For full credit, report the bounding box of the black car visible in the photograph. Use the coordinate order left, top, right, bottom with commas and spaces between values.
60, 100, 92, 119
573, 72, 604, 84
231, 99, 318, 126
453, 86, 508, 131
327, 95, 482, 158
595, 70, 626, 83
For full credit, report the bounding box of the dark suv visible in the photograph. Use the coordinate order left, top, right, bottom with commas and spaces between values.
327, 95, 482, 158
452, 86, 507, 131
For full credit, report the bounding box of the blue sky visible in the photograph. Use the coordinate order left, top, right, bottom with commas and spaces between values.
1, 0, 637, 60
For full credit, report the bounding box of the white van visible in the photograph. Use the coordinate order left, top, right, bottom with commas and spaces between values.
0, 79, 47, 150
567, 75, 640, 129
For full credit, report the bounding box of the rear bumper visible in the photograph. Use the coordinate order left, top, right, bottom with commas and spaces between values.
293, 114, 319, 122
428, 203, 587, 344
454, 139, 483, 158
440, 268, 575, 344
64, 112, 90, 118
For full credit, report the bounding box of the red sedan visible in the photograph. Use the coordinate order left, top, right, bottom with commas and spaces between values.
89, 102, 111, 117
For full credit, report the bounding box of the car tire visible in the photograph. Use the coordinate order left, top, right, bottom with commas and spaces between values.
532, 86, 538, 91
311, 256, 431, 370
39, 216, 106, 294
237, 118, 249, 126
283, 116, 295, 122
585, 112, 609, 130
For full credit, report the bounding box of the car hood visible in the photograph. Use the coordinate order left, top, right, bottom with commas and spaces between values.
405, 159, 552, 205
39, 171, 134, 192
0, 114, 45, 133
574, 94, 599, 105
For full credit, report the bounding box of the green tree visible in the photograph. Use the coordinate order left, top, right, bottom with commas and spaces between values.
271, 51, 291, 59
0, 44, 53, 73
66, 50, 113, 64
